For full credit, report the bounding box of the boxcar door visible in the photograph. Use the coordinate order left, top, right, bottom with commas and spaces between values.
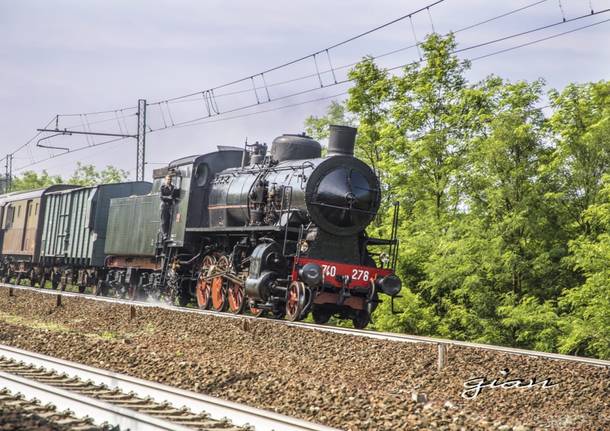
58, 193, 72, 255
20, 200, 30, 252
21, 199, 39, 255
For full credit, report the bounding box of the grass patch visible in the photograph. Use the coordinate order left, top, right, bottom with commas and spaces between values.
143, 322, 156, 334
99, 331, 118, 340
0, 311, 70, 333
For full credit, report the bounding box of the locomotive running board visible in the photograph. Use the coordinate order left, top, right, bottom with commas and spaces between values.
187, 226, 300, 233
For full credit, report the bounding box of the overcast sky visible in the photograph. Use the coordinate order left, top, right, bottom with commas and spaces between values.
1, 0, 609, 180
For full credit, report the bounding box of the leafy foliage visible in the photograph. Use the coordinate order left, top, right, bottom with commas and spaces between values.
11, 170, 63, 191
306, 34, 610, 359
11, 163, 128, 192
68, 163, 129, 186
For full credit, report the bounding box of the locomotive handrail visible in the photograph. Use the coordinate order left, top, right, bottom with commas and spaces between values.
390, 201, 400, 270
281, 186, 294, 256
365, 237, 398, 246
309, 201, 378, 214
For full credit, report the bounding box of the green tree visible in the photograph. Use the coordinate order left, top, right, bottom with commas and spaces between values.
305, 33, 610, 358
11, 170, 63, 191
547, 81, 610, 237
10, 164, 128, 192
546, 81, 610, 358
68, 163, 128, 186
304, 101, 353, 141
557, 176, 610, 358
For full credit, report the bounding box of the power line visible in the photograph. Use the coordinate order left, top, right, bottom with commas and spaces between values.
12, 2, 609, 172
40, 0, 446, 122
8, 0, 551, 163
454, 7, 610, 54
165, 0, 549, 105
14, 136, 128, 171
60, 112, 137, 131
152, 91, 351, 132
18, 11, 609, 173
452, 0, 548, 34
57, 106, 138, 117
9, 0, 447, 170
149, 0, 447, 105
147, 7, 610, 133
118, 16, 610, 133
1, 117, 55, 162
13, 92, 351, 172
469, 17, 610, 61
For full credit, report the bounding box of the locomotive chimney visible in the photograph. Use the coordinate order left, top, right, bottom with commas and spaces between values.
327, 125, 357, 157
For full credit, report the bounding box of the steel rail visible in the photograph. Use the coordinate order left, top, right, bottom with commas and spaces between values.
2, 283, 609, 369
0, 371, 193, 431
0, 342, 339, 431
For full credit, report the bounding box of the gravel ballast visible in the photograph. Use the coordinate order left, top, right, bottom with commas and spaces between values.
0, 288, 608, 430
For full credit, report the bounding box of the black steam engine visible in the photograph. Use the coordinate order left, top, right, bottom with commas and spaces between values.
177, 125, 400, 328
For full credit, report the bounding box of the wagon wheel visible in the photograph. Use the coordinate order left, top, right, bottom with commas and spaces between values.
93, 279, 107, 296
127, 283, 137, 300
165, 268, 180, 304
128, 281, 146, 301
285, 281, 307, 321
227, 278, 246, 314
312, 305, 332, 325
195, 255, 215, 309
352, 310, 371, 329
249, 303, 266, 317
211, 255, 229, 312
270, 307, 286, 320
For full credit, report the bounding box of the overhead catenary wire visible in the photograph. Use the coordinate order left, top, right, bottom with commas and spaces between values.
148, 0, 447, 106
10, 1, 610, 172
468, 16, 610, 61
3, 0, 551, 164
0, 117, 56, 166
14, 12, 610, 172
454, 6, 610, 54
168, 0, 550, 103
7, 0, 447, 167
56, 105, 138, 118
147, 7, 610, 133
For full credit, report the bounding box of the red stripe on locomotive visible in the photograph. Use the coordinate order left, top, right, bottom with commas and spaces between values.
292, 257, 393, 289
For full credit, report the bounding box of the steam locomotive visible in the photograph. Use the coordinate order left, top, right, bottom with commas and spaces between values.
0, 125, 400, 328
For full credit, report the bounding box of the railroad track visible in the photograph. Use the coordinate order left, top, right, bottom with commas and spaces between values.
0, 385, 103, 431
0, 343, 338, 431
3, 282, 610, 369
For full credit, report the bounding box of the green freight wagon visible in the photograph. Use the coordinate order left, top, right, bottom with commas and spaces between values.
40, 182, 151, 267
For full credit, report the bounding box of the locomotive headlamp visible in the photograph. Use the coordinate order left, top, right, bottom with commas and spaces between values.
377, 274, 401, 296
300, 240, 309, 253
299, 263, 323, 287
